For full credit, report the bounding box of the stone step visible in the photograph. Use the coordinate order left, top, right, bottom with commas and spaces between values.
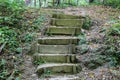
38, 36, 79, 45
37, 44, 75, 54
46, 27, 81, 36
50, 19, 84, 27
33, 54, 77, 63
40, 75, 80, 80
52, 13, 84, 19
36, 63, 81, 76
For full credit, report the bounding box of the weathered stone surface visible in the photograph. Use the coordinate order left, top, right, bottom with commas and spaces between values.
40, 75, 80, 80
52, 14, 84, 19
36, 63, 81, 75
37, 44, 75, 54
50, 19, 84, 27
46, 27, 81, 35
33, 54, 77, 63
38, 36, 79, 45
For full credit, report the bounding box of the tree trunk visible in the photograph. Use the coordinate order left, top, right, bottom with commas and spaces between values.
68, 0, 70, 5
53, 0, 55, 6
89, 0, 94, 3
77, 0, 79, 5
57, 0, 60, 6
34, 0, 36, 6
39, 0, 41, 7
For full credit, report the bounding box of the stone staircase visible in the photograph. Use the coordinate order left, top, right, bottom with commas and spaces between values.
32, 14, 85, 79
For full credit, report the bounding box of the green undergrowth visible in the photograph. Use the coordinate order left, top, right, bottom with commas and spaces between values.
0, 0, 46, 79
103, 0, 120, 9
83, 16, 92, 30
33, 59, 52, 78
104, 20, 120, 67
33, 59, 46, 66
39, 69, 52, 79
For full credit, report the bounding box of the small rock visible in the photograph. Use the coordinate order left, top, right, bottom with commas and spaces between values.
118, 16, 120, 19
31, 74, 37, 77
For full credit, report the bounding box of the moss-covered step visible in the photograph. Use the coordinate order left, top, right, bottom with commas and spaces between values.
37, 44, 75, 54
50, 19, 84, 27
33, 54, 77, 63
36, 63, 81, 75
38, 36, 79, 45
52, 14, 84, 19
46, 27, 81, 36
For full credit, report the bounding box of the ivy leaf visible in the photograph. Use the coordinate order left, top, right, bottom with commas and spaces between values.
15, 77, 20, 80
16, 47, 22, 53
0, 59, 6, 66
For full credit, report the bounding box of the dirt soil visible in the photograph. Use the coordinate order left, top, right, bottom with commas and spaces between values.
21, 5, 120, 80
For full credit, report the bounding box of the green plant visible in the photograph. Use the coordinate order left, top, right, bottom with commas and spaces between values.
33, 59, 46, 65
110, 51, 120, 66
104, 0, 120, 8
0, 58, 22, 80
22, 33, 34, 43
108, 22, 120, 36
0, 0, 46, 80
0, 0, 25, 27
0, 59, 8, 80
83, 16, 92, 30
78, 32, 87, 45
32, 15, 46, 31
108, 27, 120, 36
104, 23, 120, 66
40, 69, 52, 78
0, 1, 26, 79
0, 27, 19, 53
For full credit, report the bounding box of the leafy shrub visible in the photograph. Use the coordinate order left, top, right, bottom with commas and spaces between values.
0, 0, 45, 80
0, 0, 25, 28
32, 15, 46, 31
0, 59, 8, 80
108, 27, 120, 36
108, 22, 120, 36
104, 21, 120, 66
0, 27, 19, 53
78, 32, 87, 45
0, 58, 22, 80
83, 16, 92, 30
104, 0, 120, 8
33, 59, 46, 65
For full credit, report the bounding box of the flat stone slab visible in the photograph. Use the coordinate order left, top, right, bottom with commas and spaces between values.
38, 36, 79, 45
33, 54, 77, 63
36, 63, 81, 75
37, 44, 75, 54
40, 75, 80, 80
46, 27, 81, 35
52, 14, 84, 19
50, 19, 84, 27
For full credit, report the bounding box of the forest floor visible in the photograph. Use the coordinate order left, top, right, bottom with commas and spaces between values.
21, 5, 120, 80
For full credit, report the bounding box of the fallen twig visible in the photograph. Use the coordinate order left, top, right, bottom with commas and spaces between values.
0, 41, 7, 54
